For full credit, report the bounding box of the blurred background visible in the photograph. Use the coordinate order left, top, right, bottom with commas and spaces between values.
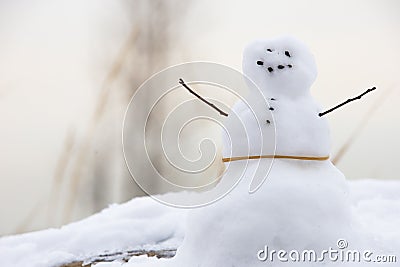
0, 0, 399, 236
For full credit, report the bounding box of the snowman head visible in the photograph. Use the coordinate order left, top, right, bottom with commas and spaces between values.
242, 35, 317, 98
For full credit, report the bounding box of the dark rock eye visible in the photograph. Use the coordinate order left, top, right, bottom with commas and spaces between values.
277, 65, 285, 69
267, 49, 272, 52
256, 61, 264, 66
287, 64, 292, 68
285, 51, 291, 57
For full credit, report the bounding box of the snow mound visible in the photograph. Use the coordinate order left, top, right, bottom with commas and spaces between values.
0, 196, 186, 267
0, 180, 399, 267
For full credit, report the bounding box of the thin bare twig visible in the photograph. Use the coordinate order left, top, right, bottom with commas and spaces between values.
319, 87, 376, 117
179, 78, 228, 117
332, 85, 395, 164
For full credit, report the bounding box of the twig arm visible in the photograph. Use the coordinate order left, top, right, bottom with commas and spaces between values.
319, 87, 376, 117
179, 78, 228, 117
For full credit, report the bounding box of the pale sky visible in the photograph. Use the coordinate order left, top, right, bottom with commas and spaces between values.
0, 0, 399, 235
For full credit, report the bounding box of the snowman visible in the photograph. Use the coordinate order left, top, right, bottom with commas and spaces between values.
167, 35, 366, 267
133, 35, 375, 267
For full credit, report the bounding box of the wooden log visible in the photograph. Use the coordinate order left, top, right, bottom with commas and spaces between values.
59, 248, 177, 267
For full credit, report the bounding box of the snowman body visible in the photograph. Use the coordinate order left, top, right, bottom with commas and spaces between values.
172, 160, 351, 267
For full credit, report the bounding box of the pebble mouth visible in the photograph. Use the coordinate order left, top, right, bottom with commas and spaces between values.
267, 64, 293, 73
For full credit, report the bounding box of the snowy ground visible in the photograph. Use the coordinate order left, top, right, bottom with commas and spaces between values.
0, 179, 399, 267
0, 196, 186, 267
